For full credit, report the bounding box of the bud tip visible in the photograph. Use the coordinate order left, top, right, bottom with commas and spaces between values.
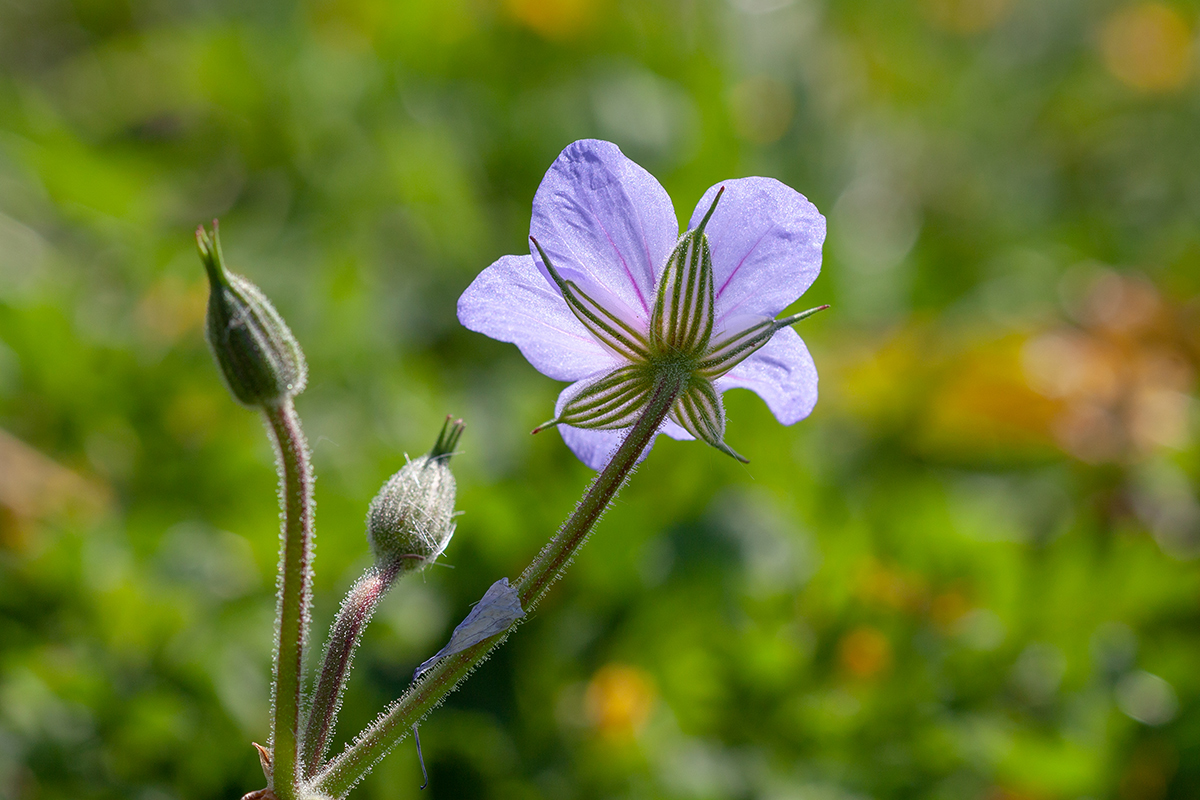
429, 416, 465, 460
196, 220, 231, 289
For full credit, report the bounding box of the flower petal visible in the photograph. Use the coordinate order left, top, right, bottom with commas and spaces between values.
530, 237, 651, 362
688, 177, 825, 325
558, 422, 691, 469
660, 419, 694, 441
457, 254, 619, 382
557, 426, 633, 471
715, 327, 817, 425
532, 140, 678, 325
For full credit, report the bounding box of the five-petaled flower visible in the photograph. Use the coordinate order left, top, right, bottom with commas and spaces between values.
458, 140, 826, 470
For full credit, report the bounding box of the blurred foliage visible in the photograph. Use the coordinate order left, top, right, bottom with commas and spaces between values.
2, 0, 1200, 798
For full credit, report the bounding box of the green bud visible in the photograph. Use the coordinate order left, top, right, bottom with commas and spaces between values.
367, 418, 465, 572
197, 221, 307, 408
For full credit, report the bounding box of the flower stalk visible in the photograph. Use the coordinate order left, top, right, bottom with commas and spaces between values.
263, 399, 315, 800
301, 561, 401, 778
307, 371, 686, 799
300, 418, 464, 779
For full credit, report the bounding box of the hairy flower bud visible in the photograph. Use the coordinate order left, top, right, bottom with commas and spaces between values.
198, 222, 307, 408
366, 418, 464, 571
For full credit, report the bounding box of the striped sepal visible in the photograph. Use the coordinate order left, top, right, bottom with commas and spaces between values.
534, 364, 655, 432
530, 237, 650, 362
650, 231, 715, 357
697, 318, 776, 378
670, 376, 748, 463
650, 187, 723, 358
698, 305, 830, 379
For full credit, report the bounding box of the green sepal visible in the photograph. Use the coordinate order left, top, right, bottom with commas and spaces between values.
649, 187, 722, 359
533, 363, 656, 432
698, 304, 830, 380
429, 416, 466, 460
670, 375, 748, 463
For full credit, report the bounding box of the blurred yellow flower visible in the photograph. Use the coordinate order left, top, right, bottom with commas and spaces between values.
921, 0, 1013, 34
1100, 3, 1193, 91
855, 559, 928, 614
838, 626, 892, 679
584, 663, 656, 739
832, 270, 1197, 465
929, 588, 971, 630
136, 275, 208, 347
0, 430, 110, 551
1022, 271, 1196, 462
506, 0, 598, 40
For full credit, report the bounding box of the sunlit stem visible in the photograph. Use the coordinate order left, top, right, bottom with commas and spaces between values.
513, 368, 686, 609
301, 561, 401, 777
307, 371, 687, 799
299, 416, 462, 779
262, 399, 316, 800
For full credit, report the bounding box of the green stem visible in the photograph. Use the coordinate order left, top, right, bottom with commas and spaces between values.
263, 399, 315, 800
301, 561, 401, 778
308, 372, 685, 798
512, 371, 684, 609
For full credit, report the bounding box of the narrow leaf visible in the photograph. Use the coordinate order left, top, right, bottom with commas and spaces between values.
413, 578, 526, 680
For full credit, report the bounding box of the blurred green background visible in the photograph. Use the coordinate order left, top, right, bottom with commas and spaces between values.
2, 0, 1200, 798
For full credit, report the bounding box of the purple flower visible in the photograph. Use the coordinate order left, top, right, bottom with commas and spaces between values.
458, 139, 826, 470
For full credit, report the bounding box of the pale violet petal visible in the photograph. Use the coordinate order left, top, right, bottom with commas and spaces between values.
660, 419, 694, 441
457, 254, 620, 382
558, 425, 632, 471
557, 422, 692, 470
413, 578, 525, 680
531, 139, 678, 326
714, 327, 817, 425
688, 177, 825, 325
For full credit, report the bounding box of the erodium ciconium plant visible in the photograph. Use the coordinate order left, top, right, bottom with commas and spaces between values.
459, 139, 826, 469
198, 140, 825, 800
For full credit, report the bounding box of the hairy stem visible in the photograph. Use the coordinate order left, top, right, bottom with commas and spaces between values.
302, 561, 401, 777
263, 399, 315, 800
511, 372, 685, 610
308, 372, 685, 798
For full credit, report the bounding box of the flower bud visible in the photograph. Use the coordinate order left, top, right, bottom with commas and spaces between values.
198, 222, 307, 408
366, 418, 464, 572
